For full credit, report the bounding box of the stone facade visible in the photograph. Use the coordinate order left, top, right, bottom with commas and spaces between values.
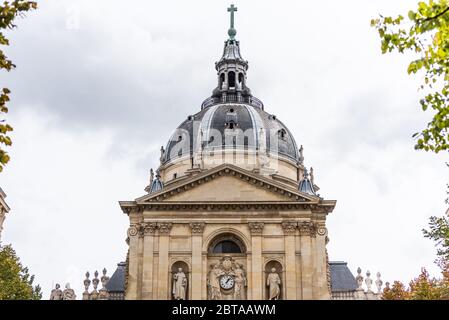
120, 164, 335, 300
0, 187, 10, 242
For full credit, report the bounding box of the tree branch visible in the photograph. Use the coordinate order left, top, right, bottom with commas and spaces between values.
418, 6, 449, 23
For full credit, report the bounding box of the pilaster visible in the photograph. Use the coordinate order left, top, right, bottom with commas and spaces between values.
190, 222, 205, 300
282, 221, 297, 300
157, 222, 172, 300
249, 222, 264, 300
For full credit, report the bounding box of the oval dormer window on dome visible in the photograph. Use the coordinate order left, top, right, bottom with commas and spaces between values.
225, 121, 237, 130
278, 129, 287, 141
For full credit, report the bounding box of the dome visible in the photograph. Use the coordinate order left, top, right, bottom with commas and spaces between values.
157, 12, 305, 184
162, 103, 300, 164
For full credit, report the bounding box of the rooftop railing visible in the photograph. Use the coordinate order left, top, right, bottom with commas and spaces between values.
201, 94, 264, 110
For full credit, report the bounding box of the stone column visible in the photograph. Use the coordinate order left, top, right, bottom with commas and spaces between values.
299, 221, 314, 299
249, 222, 264, 300
142, 222, 157, 300
282, 221, 297, 300
125, 224, 139, 300
157, 222, 172, 300
190, 222, 205, 300
314, 225, 330, 299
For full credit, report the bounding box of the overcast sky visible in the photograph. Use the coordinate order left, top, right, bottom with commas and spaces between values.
1, 0, 448, 299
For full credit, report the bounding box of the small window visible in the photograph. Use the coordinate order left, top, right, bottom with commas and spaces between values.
173, 173, 177, 179
178, 135, 183, 142
229, 108, 235, 113
229, 123, 235, 130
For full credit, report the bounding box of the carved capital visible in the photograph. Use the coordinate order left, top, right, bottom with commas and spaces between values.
189, 222, 206, 234
298, 221, 318, 237
248, 222, 264, 234
143, 222, 157, 235
281, 221, 297, 234
127, 225, 139, 237
157, 222, 173, 234
317, 226, 327, 236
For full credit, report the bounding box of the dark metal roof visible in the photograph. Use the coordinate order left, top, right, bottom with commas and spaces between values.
329, 261, 357, 292
216, 40, 248, 69
105, 262, 126, 293
163, 104, 300, 163
149, 178, 163, 194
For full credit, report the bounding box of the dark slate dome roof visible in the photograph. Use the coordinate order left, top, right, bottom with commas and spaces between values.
162, 103, 300, 164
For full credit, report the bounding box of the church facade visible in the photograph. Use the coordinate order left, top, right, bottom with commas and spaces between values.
119, 6, 336, 300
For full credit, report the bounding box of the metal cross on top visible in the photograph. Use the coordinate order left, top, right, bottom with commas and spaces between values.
227, 4, 238, 40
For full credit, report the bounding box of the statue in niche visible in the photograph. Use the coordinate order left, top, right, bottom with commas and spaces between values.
62, 283, 76, 300
172, 267, 188, 300
49, 283, 63, 300
208, 264, 224, 300
233, 263, 246, 300
266, 268, 281, 300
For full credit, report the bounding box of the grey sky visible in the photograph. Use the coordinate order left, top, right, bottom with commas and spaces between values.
1, 0, 448, 298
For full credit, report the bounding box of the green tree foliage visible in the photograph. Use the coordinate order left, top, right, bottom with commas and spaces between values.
0, 1, 37, 172
371, 0, 449, 152
0, 244, 42, 300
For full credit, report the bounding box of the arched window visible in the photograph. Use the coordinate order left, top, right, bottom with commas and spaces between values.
228, 71, 236, 88
208, 233, 246, 254
238, 73, 244, 85
213, 240, 242, 254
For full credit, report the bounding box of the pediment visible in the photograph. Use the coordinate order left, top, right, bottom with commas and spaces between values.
136, 164, 317, 204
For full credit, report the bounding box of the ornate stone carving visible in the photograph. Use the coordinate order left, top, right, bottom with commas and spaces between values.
158, 222, 173, 234
127, 225, 138, 237
189, 222, 206, 234
207, 256, 247, 300
281, 221, 297, 234
298, 221, 318, 236
248, 222, 264, 234
140, 202, 332, 212
317, 226, 327, 236
266, 268, 281, 300
143, 222, 157, 235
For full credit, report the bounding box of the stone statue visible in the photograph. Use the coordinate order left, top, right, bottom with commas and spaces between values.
356, 267, 364, 290
365, 271, 373, 292
50, 283, 63, 300
375, 272, 383, 293
208, 264, 223, 300
172, 267, 188, 300
62, 283, 76, 300
234, 264, 246, 300
160, 146, 165, 163
266, 268, 281, 300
